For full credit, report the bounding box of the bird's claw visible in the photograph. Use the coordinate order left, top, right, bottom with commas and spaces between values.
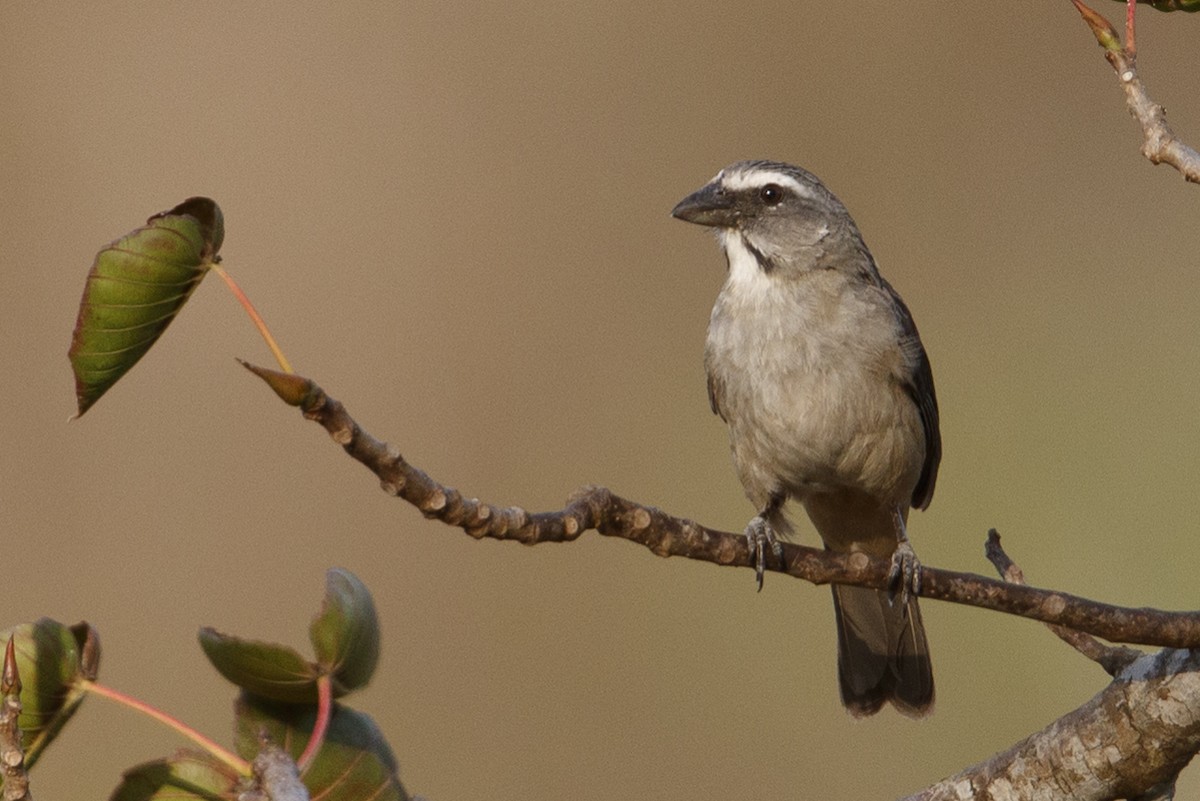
745, 516, 783, 592
886, 540, 922, 607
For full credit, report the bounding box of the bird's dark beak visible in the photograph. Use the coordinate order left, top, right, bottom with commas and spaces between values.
671, 182, 737, 227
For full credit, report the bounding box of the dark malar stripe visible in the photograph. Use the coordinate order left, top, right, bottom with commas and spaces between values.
742, 239, 778, 274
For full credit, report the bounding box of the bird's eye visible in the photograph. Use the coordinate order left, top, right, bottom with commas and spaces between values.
759, 184, 784, 205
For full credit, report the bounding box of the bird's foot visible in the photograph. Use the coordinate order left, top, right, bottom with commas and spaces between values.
745, 515, 783, 592
886, 540, 922, 607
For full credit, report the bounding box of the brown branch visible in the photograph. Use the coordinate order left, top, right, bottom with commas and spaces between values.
242, 361, 1200, 649
900, 647, 1200, 801
986, 530, 1142, 676
1073, 0, 1200, 182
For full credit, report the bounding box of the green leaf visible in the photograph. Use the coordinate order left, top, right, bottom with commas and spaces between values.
201, 569, 380, 703
235, 694, 409, 801
309, 568, 381, 694
198, 628, 320, 705
108, 750, 240, 801
0, 619, 100, 773
68, 197, 223, 417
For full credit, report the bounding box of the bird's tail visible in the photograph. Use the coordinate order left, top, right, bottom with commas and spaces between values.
830, 583, 934, 717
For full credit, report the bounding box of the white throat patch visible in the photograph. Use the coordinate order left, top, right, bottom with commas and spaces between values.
718, 230, 775, 299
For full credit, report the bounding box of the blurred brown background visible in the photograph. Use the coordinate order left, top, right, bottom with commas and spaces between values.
3, 2, 1199, 798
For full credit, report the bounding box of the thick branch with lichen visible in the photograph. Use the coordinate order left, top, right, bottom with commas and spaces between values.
901, 647, 1200, 801
893, 536, 1200, 800
243, 361, 1200, 651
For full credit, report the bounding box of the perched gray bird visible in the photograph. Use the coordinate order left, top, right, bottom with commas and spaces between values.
672, 160, 940, 717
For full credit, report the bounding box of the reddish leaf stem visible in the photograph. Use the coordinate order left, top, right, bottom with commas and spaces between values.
210, 263, 294, 374
82, 679, 252, 776
1126, 0, 1138, 55
297, 674, 333, 772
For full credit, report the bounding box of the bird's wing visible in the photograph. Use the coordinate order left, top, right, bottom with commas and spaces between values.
882, 278, 941, 510
706, 370, 727, 421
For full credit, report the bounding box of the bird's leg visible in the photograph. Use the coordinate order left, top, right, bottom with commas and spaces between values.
886, 506, 922, 607
746, 494, 785, 592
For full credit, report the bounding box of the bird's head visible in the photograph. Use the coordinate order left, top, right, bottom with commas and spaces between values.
672, 160, 860, 277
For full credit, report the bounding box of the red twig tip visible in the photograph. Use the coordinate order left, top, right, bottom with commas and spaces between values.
2, 638, 19, 696
1072, 0, 1124, 51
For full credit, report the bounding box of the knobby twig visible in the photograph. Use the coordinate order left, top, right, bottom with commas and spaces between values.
0, 639, 31, 801
1072, 0, 1200, 182
242, 362, 1200, 650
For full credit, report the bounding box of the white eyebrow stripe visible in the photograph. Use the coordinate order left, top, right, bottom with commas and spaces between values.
719, 169, 812, 198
